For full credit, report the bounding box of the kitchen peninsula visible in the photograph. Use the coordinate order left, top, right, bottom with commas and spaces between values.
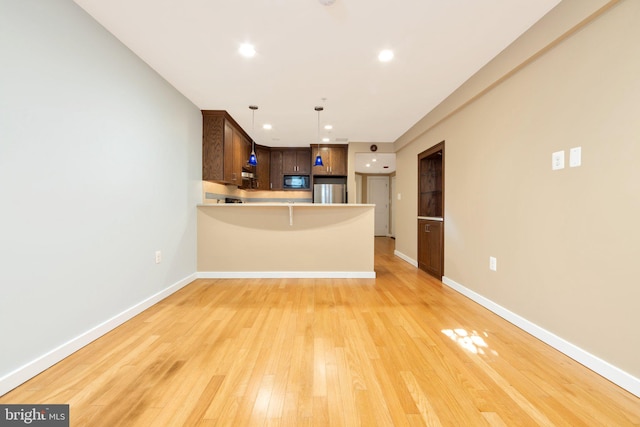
197, 203, 375, 278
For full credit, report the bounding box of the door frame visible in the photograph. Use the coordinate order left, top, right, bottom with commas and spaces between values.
390, 175, 396, 238
417, 141, 445, 278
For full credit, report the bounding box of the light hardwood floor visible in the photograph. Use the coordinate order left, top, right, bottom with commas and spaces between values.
2, 237, 639, 426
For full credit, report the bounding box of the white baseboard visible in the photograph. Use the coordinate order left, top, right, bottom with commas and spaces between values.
0, 273, 198, 397
394, 250, 418, 267
442, 276, 640, 398
197, 271, 376, 279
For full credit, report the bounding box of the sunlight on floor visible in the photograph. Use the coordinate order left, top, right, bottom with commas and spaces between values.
441, 329, 498, 356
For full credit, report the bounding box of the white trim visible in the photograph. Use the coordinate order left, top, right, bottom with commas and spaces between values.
394, 250, 418, 267
0, 273, 197, 396
442, 276, 640, 398
197, 271, 376, 279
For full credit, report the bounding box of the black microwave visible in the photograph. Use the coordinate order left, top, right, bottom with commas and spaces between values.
283, 175, 310, 189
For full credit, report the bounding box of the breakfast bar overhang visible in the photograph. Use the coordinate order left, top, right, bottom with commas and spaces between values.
197, 203, 376, 278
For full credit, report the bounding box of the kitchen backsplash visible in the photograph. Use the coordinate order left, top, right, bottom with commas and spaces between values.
202, 181, 312, 204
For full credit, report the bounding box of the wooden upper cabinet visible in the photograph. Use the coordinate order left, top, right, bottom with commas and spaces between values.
270, 150, 283, 190
202, 114, 225, 182
328, 145, 347, 175
255, 145, 271, 191
202, 110, 251, 187
282, 149, 311, 174
270, 148, 310, 190
311, 144, 348, 176
232, 129, 244, 185
296, 149, 311, 174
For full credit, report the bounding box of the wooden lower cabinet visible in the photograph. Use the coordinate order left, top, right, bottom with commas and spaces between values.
418, 219, 443, 279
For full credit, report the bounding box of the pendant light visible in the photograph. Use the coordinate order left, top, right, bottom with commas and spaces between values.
248, 105, 258, 166
314, 106, 324, 167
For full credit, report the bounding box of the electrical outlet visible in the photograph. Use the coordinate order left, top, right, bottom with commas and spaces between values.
552, 151, 565, 170
489, 256, 497, 271
155, 251, 162, 264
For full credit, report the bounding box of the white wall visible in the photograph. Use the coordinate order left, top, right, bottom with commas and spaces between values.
0, 0, 202, 392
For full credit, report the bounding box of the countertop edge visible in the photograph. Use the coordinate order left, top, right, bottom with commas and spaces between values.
198, 203, 375, 207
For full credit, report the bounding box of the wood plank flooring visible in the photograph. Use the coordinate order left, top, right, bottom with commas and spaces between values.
2, 237, 639, 425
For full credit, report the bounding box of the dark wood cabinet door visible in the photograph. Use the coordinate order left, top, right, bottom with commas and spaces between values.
311, 146, 330, 175
202, 110, 260, 187
270, 150, 283, 190
311, 145, 347, 175
231, 129, 244, 185
329, 146, 347, 175
282, 149, 311, 174
223, 122, 235, 183
282, 150, 297, 174
418, 220, 443, 279
202, 114, 225, 181
296, 150, 311, 174
255, 146, 270, 190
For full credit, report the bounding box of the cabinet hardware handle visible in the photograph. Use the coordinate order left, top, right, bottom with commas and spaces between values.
425, 224, 430, 232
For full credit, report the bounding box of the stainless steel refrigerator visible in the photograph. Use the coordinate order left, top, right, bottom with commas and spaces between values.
313, 184, 346, 204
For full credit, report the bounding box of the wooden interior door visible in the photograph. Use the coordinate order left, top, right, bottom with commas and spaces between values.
368, 176, 390, 236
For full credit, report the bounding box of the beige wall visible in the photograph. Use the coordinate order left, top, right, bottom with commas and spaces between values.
198, 205, 375, 274
395, 0, 640, 379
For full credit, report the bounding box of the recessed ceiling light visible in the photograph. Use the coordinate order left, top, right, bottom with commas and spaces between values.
322, 137, 330, 142
239, 43, 256, 58
263, 124, 272, 130
366, 163, 371, 167
324, 125, 333, 130
372, 158, 377, 162
378, 49, 394, 62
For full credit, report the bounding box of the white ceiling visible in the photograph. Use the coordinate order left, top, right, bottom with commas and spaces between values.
73, 0, 560, 148
355, 152, 396, 174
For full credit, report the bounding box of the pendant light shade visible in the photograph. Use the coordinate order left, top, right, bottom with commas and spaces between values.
248, 151, 257, 166
248, 105, 258, 166
314, 106, 324, 167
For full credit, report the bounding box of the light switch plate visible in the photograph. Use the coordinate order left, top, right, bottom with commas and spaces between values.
489, 256, 497, 271
552, 151, 565, 170
570, 147, 582, 167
